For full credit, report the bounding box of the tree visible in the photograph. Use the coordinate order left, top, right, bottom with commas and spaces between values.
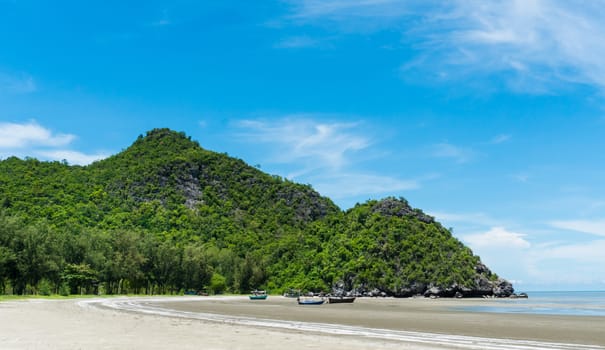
12, 222, 62, 294
62, 263, 98, 295
209, 273, 226, 294
181, 243, 212, 293
0, 246, 16, 294
103, 230, 146, 294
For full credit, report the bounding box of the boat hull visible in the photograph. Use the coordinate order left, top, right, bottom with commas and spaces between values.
297, 299, 324, 305
328, 297, 355, 304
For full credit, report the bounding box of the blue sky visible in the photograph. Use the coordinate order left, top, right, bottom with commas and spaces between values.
2, 0, 605, 291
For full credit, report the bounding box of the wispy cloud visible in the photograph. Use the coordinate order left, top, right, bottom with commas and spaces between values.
436, 0, 605, 92
234, 116, 418, 205
523, 239, 605, 288
532, 239, 605, 264
491, 134, 511, 144
236, 116, 369, 170
511, 172, 530, 183
435, 207, 605, 287
463, 226, 531, 249
285, 0, 605, 93
549, 219, 605, 237
0, 71, 37, 94
275, 36, 320, 49
429, 211, 500, 227
430, 142, 475, 163
458, 225, 532, 283
287, 0, 415, 22
0, 121, 107, 165
312, 173, 418, 200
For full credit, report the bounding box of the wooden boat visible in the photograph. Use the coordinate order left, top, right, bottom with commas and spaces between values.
327, 296, 355, 304
297, 297, 324, 305
249, 290, 268, 300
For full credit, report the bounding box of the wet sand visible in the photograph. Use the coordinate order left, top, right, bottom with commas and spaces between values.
1, 296, 604, 350
153, 296, 605, 346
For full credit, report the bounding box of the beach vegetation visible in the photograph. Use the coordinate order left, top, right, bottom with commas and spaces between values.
209, 273, 227, 294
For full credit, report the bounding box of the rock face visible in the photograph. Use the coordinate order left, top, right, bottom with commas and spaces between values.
370, 197, 435, 223
419, 278, 513, 298
492, 278, 515, 297
335, 262, 515, 298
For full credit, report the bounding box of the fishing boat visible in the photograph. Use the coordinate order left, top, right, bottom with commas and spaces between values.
297, 297, 324, 305
249, 290, 268, 300
327, 296, 355, 304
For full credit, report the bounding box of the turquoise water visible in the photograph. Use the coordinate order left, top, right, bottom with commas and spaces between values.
458, 291, 605, 316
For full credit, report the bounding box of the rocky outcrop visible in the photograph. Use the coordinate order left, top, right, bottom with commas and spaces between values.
419, 278, 513, 298
492, 278, 515, 297
370, 197, 434, 223
334, 262, 515, 298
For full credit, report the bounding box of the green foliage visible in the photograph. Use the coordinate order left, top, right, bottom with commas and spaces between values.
38, 279, 53, 296
0, 129, 495, 296
59, 282, 70, 296
63, 263, 98, 295
209, 273, 227, 294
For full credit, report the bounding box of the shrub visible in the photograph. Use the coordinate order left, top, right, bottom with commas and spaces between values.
59, 282, 70, 296
38, 279, 53, 296
209, 273, 226, 294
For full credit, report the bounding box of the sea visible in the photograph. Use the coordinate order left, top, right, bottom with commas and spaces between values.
459, 291, 605, 317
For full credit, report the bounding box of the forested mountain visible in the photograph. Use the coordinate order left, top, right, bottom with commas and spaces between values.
0, 128, 512, 297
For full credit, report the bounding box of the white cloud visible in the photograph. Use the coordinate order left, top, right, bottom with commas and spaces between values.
463, 226, 531, 249
549, 220, 605, 237
456, 226, 531, 285
454, 223, 605, 289
0, 121, 74, 148
534, 239, 605, 263
286, 0, 605, 93
234, 116, 418, 206
36, 150, 109, 166
237, 117, 369, 169
430, 211, 499, 227
441, 0, 605, 91
445, 215, 605, 288
0, 121, 108, 165
523, 239, 605, 288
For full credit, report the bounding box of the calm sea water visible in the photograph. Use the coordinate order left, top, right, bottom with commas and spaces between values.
459, 291, 605, 316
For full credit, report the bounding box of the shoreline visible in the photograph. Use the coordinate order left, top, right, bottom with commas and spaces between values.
1, 296, 604, 350
144, 296, 605, 346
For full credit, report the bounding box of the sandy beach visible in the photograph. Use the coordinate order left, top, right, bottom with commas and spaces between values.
1, 296, 604, 350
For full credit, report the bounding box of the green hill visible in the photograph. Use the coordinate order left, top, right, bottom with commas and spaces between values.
0, 128, 512, 297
